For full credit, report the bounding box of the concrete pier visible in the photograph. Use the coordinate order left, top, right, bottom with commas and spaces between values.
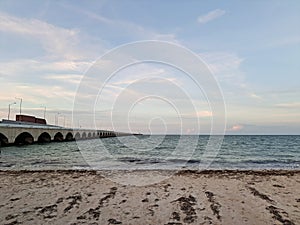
0, 122, 131, 147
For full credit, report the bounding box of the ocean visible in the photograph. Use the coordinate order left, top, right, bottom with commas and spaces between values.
0, 135, 299, 170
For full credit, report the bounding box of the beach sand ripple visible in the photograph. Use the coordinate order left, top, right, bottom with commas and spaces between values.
0, 170, 299, 225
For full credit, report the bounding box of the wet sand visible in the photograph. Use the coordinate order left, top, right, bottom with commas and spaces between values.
0, 170, 299, 225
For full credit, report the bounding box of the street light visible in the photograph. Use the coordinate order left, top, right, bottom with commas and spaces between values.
40, 105, 46, 119
8, 102, 16, 120
62, 115, 66, 127
55, 112, 60, 126
57, 113, 66, 127
15, 97, 22, 115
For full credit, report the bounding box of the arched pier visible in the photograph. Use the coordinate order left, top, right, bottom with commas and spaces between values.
0, 124, 132, 147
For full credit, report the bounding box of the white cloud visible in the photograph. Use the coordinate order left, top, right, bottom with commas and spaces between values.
14, 85, 76, 101
44, 74, 83, 84
62, 3, 179, 43
200, 52, 244, 74
268, 36, 300, 48
250, 93, 263, 101
111, 68, 166, 86
200, 51, 248, 94
275, 102, 300, 108
196, 110, 212, 117
227, 124, 244, 132
197, 9, 226, 24
0, 59, 92, 76
0, 82, 75, 109
0, 12, 83, 60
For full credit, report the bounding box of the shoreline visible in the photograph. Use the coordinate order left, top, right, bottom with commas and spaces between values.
1, 169, 299, 224
1, 168, 300, 174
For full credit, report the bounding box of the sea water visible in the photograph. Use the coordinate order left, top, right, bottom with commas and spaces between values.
0, 135, 299, 170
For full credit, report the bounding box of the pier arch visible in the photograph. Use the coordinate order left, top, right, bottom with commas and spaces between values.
65, 132, 74, 141
54, 132, 64, 142
15, 132, 34, 145
38, 132, 51, 143
75, 132, 81, 140
82, 132, 87, 139
0, 133, 8, 146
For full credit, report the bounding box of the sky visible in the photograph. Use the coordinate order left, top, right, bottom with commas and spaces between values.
0, 0, 299, 134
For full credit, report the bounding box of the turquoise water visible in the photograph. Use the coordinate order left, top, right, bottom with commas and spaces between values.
0, 135, 299, 170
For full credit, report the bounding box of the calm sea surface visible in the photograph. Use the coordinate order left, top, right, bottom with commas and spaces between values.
0, 135, 299, 170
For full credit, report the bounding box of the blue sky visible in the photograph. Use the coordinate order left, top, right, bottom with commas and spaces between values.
0, 0, 299, 134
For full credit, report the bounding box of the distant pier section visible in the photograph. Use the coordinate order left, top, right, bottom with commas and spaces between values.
0, 114, 134, 147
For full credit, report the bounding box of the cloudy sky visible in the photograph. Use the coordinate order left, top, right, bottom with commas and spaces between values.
0, 0, 299, 134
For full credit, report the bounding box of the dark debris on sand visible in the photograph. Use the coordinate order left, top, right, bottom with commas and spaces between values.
266, 205, 295, 225
172, 195, 197, 224
76, 187, 118, 221
108, 218, 122, 224
36, 204, 58, 219
247, 186, 275, 204
205, 191, 221, 221
64, 193, 82, 213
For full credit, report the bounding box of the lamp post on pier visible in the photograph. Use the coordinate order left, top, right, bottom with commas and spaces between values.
15, 97, 22, 115
62, 115, 66, 127
40, 105, 46, 119
55, 112, 60, 126
8, 102, 16, 120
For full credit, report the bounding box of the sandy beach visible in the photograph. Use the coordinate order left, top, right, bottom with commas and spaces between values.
0, 170, 299, 225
